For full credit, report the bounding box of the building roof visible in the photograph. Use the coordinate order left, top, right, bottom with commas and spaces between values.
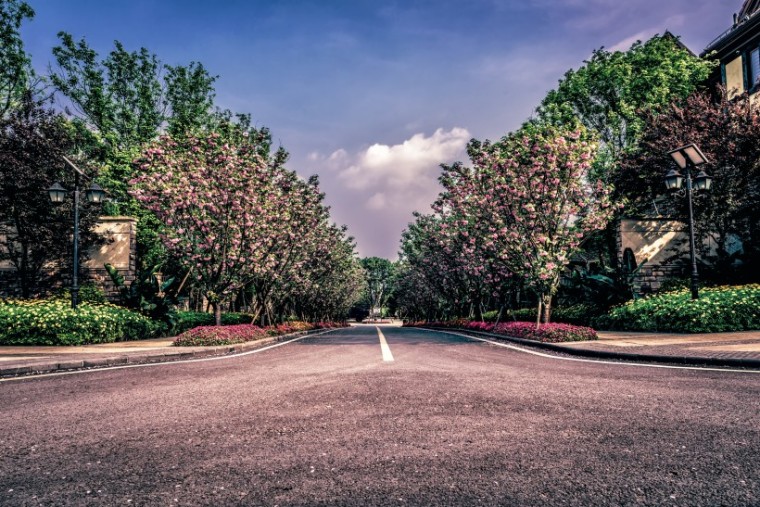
740, 0, 760, 19
703, 1, 760, 57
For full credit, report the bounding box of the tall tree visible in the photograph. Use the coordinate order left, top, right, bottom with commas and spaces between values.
534, 33, 715, 181
0, 0, 35, 119
0, 93, 100, 297
439, 127, 615, 324
51, 34, 164, 150
360, 257, 396, 318
617, 88, 760, 282
164, 61, 217, 136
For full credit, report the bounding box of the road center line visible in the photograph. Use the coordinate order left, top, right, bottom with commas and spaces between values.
376, 327, 395, 362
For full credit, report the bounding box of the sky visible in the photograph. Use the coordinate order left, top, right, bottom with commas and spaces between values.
21, 0, 739, 259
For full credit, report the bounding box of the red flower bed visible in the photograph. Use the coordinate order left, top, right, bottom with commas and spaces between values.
173, 321, 348, 346
493, 321, 596, 343
404, 319, 596, 343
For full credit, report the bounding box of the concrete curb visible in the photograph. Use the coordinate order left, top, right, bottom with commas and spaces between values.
422, 327, 760, 369
0, 328, 334, 379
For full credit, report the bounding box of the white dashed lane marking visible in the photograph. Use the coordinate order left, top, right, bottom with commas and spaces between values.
376, 327, 395, 362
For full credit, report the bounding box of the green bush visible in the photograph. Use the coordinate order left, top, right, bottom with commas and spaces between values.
172, 311, 253, 335
0, 298, 159, 345
598, 284, 760, 333
501, 304, 603, 327
53, 282, 107, 304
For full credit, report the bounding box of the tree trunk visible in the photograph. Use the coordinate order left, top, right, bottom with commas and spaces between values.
212, 302, 222, 326
540, 293, 552, 325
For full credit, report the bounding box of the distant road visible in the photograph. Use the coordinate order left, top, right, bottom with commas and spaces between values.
1, 326, 759, 506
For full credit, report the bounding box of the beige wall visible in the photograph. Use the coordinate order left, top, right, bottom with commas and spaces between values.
0, 217, 137, 299
726, 55, 746, 99
84, 217, 135, 270
619, 218, 742, 293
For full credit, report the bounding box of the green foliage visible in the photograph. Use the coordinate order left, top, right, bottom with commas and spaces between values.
164, 62, 217, 136
173, 311, 253, 335
51, 34, 163, 150
0, 0, 35, 119
500, 303, 603, 327
598, 285, 760, 333
105, 263, 177, 329
0, 298, 158, 345
0, 94, 101, 298
359, 257, 396, 317
535, 34, 715, 182
54, 282, 106, 304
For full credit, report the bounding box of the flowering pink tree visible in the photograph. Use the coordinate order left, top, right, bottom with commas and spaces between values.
130, 129, 364, 325
131, 131, 299, 324
440, 127, 615, 324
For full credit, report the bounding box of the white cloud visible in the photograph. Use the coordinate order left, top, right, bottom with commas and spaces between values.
315, 128, 469, 258
335, 127, 470, 196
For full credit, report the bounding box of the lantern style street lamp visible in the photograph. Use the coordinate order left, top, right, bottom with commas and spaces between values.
666, 143, 713, 300
47, 156, 105, 309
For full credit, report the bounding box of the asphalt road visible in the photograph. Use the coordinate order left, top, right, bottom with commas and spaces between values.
1, 326, 759, 506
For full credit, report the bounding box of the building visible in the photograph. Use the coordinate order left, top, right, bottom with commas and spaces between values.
702, 0, 760, 99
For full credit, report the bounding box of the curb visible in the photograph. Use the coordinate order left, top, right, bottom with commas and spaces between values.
421, 327, 760, 370
0, 328, 335, 379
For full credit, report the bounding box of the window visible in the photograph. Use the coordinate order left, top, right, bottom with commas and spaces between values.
751, 47, 760, 88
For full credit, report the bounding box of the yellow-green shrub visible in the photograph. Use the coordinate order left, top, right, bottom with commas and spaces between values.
0, 298, 159, 345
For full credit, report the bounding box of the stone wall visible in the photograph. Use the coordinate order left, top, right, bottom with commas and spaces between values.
618, 218, 741, 294
83, 217, 137, 300
0, 217, 137, 300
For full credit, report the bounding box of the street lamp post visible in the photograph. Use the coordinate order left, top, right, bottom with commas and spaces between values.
665, 143, 713, 300
47, 156, 105, 309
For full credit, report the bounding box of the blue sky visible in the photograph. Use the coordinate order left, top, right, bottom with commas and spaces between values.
22, 0, 738, 258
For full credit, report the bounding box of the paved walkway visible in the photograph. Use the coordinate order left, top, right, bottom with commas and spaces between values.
561, 330, 760, 362
0, 333, 310, 378
1, 328, 760, 378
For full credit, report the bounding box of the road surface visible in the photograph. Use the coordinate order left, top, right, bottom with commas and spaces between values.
1, 325, 759, 506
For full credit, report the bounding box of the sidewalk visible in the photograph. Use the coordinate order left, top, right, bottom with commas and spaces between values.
0, 333, 313, 379
513, 330, 760, 368
434, 327, 760, 369
561, 330, 760, 362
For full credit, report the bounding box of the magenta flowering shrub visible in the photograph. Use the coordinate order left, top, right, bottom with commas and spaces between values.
493, 321, 596, 343
465, 321, 495, 332
173, 321, 349, 346
404, 319, 596, 343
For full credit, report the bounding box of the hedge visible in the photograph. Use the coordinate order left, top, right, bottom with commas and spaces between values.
0, 298, 159, 345
597, 284, 760, 333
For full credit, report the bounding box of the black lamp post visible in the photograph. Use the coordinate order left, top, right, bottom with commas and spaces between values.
47, 156, 105, 309
665, 143, 713, 300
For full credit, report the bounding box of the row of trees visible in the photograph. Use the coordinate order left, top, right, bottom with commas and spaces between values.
0, 0, 365, 324
395, 33, 760, 323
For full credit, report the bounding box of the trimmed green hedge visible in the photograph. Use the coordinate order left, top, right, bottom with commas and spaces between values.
597, 285, 760, 333
0, 298, 159, 345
